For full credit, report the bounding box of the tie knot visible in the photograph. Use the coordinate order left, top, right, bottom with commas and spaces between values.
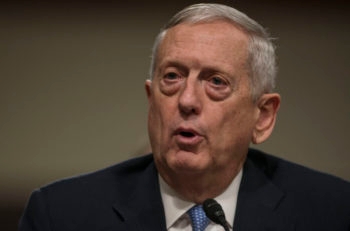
187, 205, 210, 231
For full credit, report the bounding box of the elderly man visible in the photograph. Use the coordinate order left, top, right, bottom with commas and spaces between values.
19, 3, 350, 231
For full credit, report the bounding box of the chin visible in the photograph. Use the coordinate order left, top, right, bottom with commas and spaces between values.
167, 150, 209, 173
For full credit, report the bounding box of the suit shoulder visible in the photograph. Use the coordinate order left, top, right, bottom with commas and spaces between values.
39, 154, 155, 197
247, 148, 350, 193
245, 149, 350, 228
21, 154, 158, 230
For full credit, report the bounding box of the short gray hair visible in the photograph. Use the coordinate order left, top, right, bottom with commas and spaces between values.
149, 3, 277, 101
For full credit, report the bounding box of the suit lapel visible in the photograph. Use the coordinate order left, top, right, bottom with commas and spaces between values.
112, 160, 166, 231
234, 155, 295, 231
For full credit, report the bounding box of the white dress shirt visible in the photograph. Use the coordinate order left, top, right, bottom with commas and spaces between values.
159, 170, 242, 231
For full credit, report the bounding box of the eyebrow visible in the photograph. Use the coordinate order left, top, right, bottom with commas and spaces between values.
159, 59, 231, 75
158, 60, 187, 72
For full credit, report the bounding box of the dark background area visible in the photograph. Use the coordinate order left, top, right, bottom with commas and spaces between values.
1, 0, 349, 230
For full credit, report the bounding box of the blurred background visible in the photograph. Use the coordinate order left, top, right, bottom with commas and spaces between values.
1, 0, 349, 230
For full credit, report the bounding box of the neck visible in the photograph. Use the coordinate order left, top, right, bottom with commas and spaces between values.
159, 161, 244, 204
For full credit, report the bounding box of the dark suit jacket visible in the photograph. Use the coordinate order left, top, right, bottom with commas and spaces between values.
19, 149, 350, 231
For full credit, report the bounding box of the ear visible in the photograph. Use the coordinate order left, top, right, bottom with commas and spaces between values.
145, 79, 152, 102
252, 93, 281, 144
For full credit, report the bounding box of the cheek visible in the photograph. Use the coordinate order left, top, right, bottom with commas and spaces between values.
155, 90, 180, 118
211, 103, 256, 149
147, 95, 177, 142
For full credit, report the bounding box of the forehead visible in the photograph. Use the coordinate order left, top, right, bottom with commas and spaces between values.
157, 20, 249, 72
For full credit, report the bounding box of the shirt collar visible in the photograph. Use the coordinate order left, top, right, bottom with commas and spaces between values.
159, 169, 243, 229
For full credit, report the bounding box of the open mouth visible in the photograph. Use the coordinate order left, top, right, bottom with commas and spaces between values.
174, 127, 203, 146
180, 131, 196, 138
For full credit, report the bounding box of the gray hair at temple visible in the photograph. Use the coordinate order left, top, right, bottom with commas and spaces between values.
149, 3, 277, 101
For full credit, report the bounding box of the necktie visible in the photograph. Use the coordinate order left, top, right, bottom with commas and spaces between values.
187, 205, 210, 231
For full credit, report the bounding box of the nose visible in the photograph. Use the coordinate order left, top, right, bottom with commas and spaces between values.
178, 77, 202, 116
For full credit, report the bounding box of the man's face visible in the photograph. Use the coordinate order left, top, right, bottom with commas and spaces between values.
146, 21, 260, 180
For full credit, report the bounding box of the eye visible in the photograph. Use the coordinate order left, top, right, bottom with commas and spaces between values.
205, 76, 232, 101
164, 72, 180, 81
159, 71, 183, 96
209, 77, 227, 86
209, 76, 228, 86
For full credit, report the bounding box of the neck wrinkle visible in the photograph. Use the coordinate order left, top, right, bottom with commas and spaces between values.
158, 159, 244, 203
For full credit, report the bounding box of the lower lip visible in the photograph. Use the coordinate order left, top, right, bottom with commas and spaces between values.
175, 134, 203, 146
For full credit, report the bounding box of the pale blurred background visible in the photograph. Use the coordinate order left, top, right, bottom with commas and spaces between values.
1, 0, 349, 230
